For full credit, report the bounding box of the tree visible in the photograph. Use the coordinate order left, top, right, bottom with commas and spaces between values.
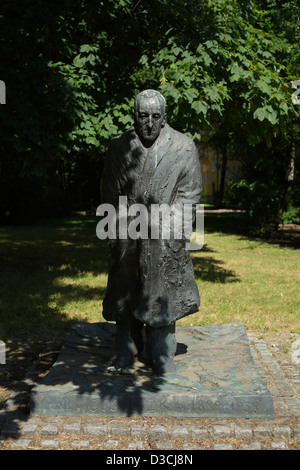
140, 0, 298, 234
0, 0, 298, 234
0, 0, 142, 222
251, 0, 300, 229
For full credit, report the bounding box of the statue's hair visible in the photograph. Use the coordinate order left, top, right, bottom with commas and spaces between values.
134, 89, 166, 114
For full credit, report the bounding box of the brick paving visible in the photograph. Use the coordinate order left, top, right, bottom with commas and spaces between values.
0, 332, 299, 450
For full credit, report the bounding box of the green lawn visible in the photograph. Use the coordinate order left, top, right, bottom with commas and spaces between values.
183, 213, 300, 333
0, 213, 299, 340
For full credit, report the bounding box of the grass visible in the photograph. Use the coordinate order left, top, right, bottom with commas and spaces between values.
0, 212, 299, 340
180, 214, 300, 333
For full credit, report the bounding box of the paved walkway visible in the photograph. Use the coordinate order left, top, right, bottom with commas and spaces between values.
0, 332, 299, 450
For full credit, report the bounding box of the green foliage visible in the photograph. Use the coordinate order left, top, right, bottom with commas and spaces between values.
282, 206, 300, 225
0, 0, 298, 236
282, 186, 300, 224
147, 1, 296, 146
0, 0, 137, 221
255, 0, 300, 76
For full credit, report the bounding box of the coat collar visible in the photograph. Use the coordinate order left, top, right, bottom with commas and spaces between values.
128, 124, 171, 151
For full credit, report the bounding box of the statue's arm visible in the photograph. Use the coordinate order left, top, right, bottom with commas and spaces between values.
176, 142, 202, 208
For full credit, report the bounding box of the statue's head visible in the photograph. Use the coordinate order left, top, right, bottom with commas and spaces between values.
134, 90, 166, 147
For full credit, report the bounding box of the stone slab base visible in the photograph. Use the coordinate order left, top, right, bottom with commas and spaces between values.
30, 322, 273, 418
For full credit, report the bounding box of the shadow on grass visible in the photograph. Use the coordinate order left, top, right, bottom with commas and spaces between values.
204, 211, 250, 237
204, 210, 300, 249
192, 256, 240, 284
0, 214, 107, 339
191, 219, 241, 284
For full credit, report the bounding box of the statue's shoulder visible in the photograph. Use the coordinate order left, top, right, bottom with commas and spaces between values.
166, 124, 196, 151
109, 126, 136, 148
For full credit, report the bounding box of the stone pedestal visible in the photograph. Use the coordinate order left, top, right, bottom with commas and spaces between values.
30, 322, 273, 418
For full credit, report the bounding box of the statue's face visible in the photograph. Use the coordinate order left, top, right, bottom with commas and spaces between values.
135, 96, 166, 146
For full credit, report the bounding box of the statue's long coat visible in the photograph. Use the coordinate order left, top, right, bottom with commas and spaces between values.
100, 124, 202, 328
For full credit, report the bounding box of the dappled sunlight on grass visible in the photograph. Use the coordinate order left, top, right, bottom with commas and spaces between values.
0, 215, 108, 338
187, 214, 300, 332
0, 213, 299, 338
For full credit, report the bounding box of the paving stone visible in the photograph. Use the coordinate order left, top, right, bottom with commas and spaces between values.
41, 439, 59, 448
190, 426, 209, 439
293, 424, 300, 437
71, 440, 90, 448
212, 425, 231, 438
183, 443, 202, 450
171, 425, 189, 439
103, 439, 119, 449
154, 440, 174, 450
233, 425, 252, 439
83, 424, 107, 436
63, 423, 81, 434
11, 439, 31, 449
272, 425, 292, 439
149, 425, 168, 440
109, 422, 129, 436
21, 423, 38, 434
285, 397, 300, 406
41, 424, 58, 435
273, 401, 290, 418
241, 442, 262, 450
291, 407, 300, 417
271, 441, 288, 450
130, 424, 147, 437
128, 441, 144, 449
253, 425, 272, 438
214, 443, 233, 450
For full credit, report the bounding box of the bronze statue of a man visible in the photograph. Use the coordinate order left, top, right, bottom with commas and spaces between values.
100, 89, 202, 374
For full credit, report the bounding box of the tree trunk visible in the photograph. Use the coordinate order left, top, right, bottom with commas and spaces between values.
277, 142, 296, 226
217, 146, 227, 208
